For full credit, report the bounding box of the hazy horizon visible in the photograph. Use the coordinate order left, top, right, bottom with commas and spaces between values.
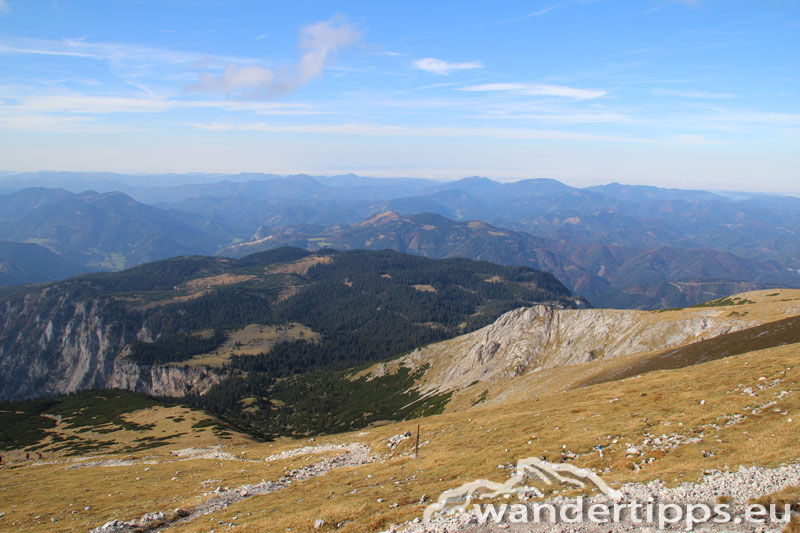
2, 169, 799, 198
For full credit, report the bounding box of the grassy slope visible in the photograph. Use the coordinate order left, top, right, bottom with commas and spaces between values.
0, 390, 238, 455
189, 340, 800, 531
1, 293, 799, 531
174, 323, 320, 368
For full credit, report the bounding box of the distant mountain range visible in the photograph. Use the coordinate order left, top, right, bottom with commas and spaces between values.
0, 172, 798, 308
0, 240, 85, 286
220, 211, 798, 309
0, 187, 238, 271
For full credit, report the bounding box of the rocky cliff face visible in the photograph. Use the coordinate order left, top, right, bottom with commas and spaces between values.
0, 285, 219, 400
384, 291, 800, 394
108, 359, 222, 397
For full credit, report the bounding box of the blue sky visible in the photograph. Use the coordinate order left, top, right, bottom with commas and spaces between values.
0, 1, 798, 192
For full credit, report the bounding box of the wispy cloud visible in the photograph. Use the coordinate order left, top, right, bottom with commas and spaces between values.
646, 0, 700, 14
409, 82, 462, 91
0, 36, 252, 67
189, 17, 360, 98
187, 121, 713, 144
653, 88, 735, 99
0, 114, 102, 132
521, 4, 564, 19
2, 93, 327, 115
461, 82, 607, 100
0, 0, 9, 13
127, 82, 156, 97
481, 3, 565, 26
482, 110, 634, 124
0, 44, 95, 58
716, 111, 800, 125
624, 47, 659, 55
668, 133, 717, 144
412, 58, 483, 75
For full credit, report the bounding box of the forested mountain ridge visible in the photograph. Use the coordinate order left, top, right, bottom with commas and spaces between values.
0, 247, 581, 437
0, 240, 86, 286
220, 211, 798, 309
219, 210, 593, 293
0, 187, 237, 271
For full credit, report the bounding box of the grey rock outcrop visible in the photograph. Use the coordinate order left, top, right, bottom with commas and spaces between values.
0, 285, 220, 400
394, 304, 759, 394
108, 360, 221, 397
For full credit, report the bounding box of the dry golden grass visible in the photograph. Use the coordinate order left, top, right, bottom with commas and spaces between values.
750, 485, 800, 517
184, 274, 258, 289
265, 255, 332, 276
411, 284, 436, 293
359, 211, 401, 227
139, 288, 210, 309
785, 515, 800, 533
3, 338, 797, 532
178, 323, 319, 368
0, 405, 263, 531
179, 341, 800, 531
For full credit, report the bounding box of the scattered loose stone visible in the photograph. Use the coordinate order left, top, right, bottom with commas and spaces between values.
90, 443, 375, 532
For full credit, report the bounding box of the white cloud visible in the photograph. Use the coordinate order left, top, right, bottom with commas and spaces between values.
412, 58, 483, 75
190, 17, 360, 98
0, 114, 95, 132
193, 64, 275, 94
482, 110, 634, 124
0, 44, 95, 58
0, 36, 252, 67
667, 134, 718, 144
653, 88, 735, 99
127, 82, 156, 97
0, 0, 9, 13
485, 3, 564, 25
461, 82, 606, 99
714, 111, 800, 125
521, 4, 563, 18
3, 93, 327, 115
187, 121, 709, 144
645, 0, 700, 14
